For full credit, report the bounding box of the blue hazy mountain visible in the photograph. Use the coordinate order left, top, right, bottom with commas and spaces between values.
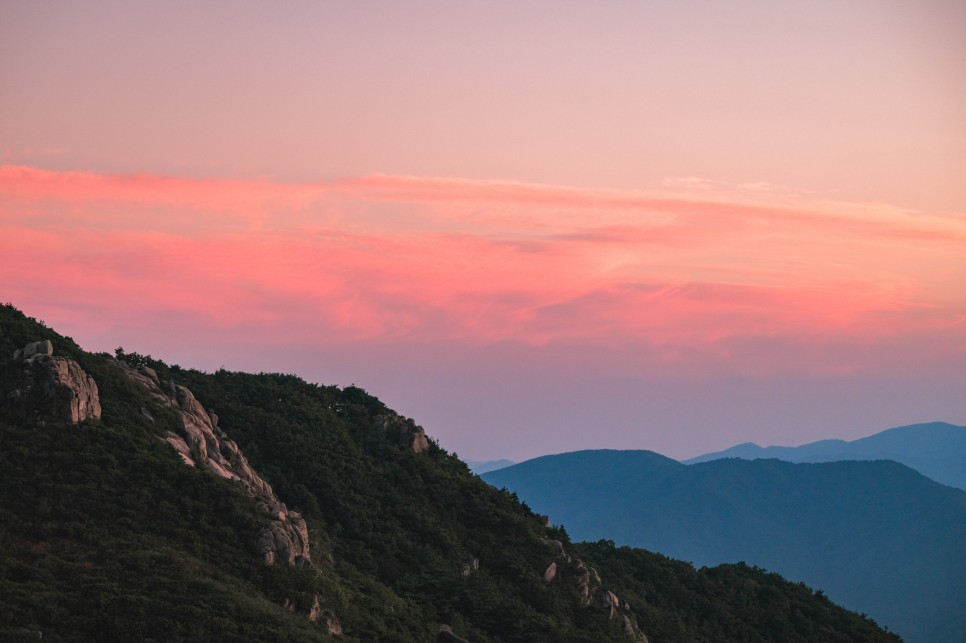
483, 450, 966, 643
685, 422, 966, 490
465, 458, 515, 474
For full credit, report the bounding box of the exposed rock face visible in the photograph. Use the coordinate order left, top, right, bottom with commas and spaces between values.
322, 609, 343, 636
164, 433, 194, 465
114, 359, 311, 567
543, 562, 558, 583
255, 509, 311, 566
461, 558, 480, 577
399, 423, 430, 453
42, 355, 101, 423
410, 426, 430, 453
603, 590, 620, 620
374, 413, 432, 454
307, 594, 323, 622
438, 625, 472, 643
171, 383, 277, 498
624, 614, 648, 642
544, 538, 570, 561
301, 594, 341, 635
13, 340, 53, 361
575, 559, 600, 606
12, 341, 101, 423
542, 538, 649, 641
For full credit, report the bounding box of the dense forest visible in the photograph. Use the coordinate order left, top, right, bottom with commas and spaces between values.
0, 304, 900, 642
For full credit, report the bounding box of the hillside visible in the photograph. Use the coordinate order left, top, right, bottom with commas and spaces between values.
0, 304, 899, 642
684, 422, 966, 490
483, 450, 966, 643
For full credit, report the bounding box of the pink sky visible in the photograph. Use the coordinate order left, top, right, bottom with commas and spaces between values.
2, 2, 964, 460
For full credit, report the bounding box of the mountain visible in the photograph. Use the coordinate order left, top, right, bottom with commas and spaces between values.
465, 459, 515, 475
684, 422, 966, 490
483, 450, 966, 643
0, 304, 899, 642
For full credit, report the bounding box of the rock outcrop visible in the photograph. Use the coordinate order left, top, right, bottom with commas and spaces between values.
114, 359, 312, 568
603, 590, 620, 620
405, 425, 430, 453
298, 594, 342, 636
113, 358, 341, 629
543, 561, 558, 583
11, 341, 101, 423
374, 413, 432, 454
539, 537, 650, 642
255, 508, 311, 567
461, 558, 480, 577
13, 339, 53, 361
438, 625, 472, 643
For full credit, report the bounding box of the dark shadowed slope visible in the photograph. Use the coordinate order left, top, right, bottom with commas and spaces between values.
684, 422, 966, 490
484, 450, 966, 643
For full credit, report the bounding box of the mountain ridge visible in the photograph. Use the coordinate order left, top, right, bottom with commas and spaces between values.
684, 421, 966, 490
0, 303, 901, 642
483, 449, 966, 643
464, 459, 515, 475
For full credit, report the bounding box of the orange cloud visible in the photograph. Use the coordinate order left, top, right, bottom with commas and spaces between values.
2, 165, 964, 375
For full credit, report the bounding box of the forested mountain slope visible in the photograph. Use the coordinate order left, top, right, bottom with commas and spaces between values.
0, 304, 899, 642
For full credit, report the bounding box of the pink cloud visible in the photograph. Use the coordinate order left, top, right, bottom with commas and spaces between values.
2, 165, 964, 376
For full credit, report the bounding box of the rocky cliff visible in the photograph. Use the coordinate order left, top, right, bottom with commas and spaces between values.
113, 360, 316, 569
5, 342, 335, 630
112, 359, 342, 633
541, 537, 649, 642
10, 340, 101, 423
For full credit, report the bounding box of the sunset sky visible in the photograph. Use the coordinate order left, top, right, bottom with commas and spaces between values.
2, 1, 964, 461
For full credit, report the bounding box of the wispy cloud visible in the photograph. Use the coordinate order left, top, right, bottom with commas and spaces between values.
0, 147, 67, 161
2, 165, 964, 375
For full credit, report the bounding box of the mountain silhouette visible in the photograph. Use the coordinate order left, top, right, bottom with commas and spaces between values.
685, 422, 966, 490
484, 450, 966, 642
465, 458, 515, 474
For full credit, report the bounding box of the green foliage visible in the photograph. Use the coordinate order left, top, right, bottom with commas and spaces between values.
574, 541, 898, 642
172, 367, 594, 641
0, 409, 329, 641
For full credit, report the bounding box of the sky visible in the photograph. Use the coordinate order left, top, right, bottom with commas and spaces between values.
2, 1, 964, 461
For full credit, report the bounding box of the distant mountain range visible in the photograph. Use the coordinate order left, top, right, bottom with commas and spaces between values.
483, 448, 966, 643
685, 422, 966, 490
465, 458, 515, 474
